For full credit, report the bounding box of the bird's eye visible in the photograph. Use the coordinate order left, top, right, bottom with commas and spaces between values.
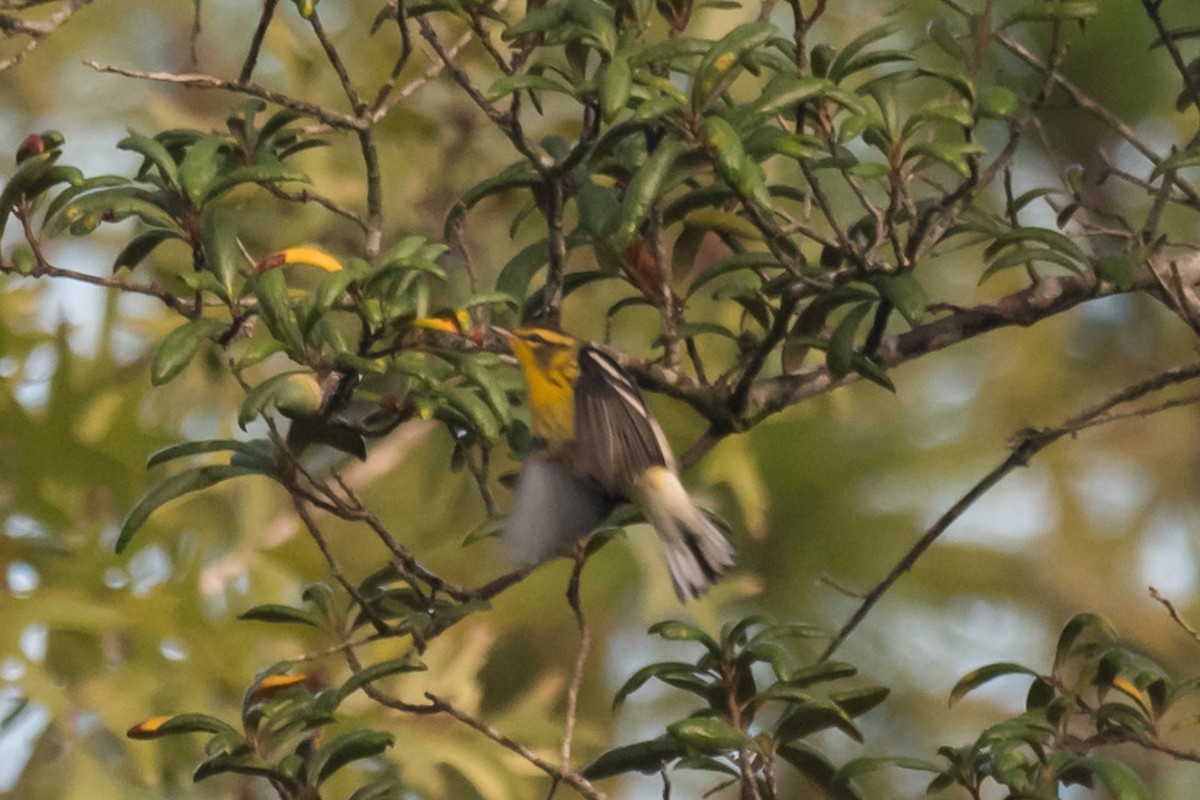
526, 333, 550, 346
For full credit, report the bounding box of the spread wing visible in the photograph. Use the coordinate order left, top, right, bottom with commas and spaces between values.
573, 346, 673, 494
502, 457, 616, 564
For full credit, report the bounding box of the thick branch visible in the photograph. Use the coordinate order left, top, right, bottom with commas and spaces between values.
748, 271, 1107, 423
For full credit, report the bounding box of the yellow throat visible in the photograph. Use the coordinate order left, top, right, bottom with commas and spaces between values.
507, 327, 580, 444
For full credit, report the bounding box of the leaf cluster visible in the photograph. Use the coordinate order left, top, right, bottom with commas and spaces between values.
584, 617, 891, 799
127, 650, 424, 799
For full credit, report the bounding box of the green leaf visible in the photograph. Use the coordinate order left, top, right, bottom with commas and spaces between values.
238, 604, 321, 627
851, 354, 895, 392
445, 160, 540, 238
949, 662, 1041, 706
667, 717, 753, 753
485, 72, 575, 102
1004, 1, 1098, 26
629, 36, 709, 66
648, 619, 720, 655
827, 22, 901, 82
744, 640, 793, 681
42, 174, 129, 227
903, 102, 974, 138
836, 755, 941, 782
977, 86, 1018, 119
577, 180, 621, 238
335, 655, 427, 704
581, 737, 688, 779
0, 151, 58, 237
979, 246, 1082, 283
1151, 146, 1200, 178
10, 245, 37, 275
778, 744, 840, 792
827, 301, 874, 378
702, 115, 771, 208
253, 268, 302, 349
495, 240, 549, 302
691, 23, 775, 110
600, 56, 633, 123
291, 0, 319, 17
118, 465, 262, 553
442, 386, 501, 438
747, 621, 829, 644
685, 253, 780, 299
987, 226, 1087, 261
20, 164, 84, 207
1083, 759, 1150, 800
502, 0, 567, 36
202, 162, 308, 205
1096, 252, 1137, 290
748, 76, 834, 118
776, 699, 863, 743
875, 272, 926, 325
147, 439, 270, 469
831, 686, 890, 717
51, 185, 178, 234
238, 371, 322, 428
117, 133, 180, 187
1053, 613, 1117, 673
113, 229, 182, 272
784, 661, 858, 688
127, 712, 238, 740
613, 661, 704, 709
906, 141, 983, 177
459, 357, 512, 425
178, 135, 227, 206
200, 207, 243, 299
150, 318, 228, 386
615, 137, 688, 244
193, 753, 279, 782
235, 335, 286, 370
462, 290, 519, 310
918, 63, 974, 100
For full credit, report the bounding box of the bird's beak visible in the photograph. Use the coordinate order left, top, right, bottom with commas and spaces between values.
491, 326, 515, 351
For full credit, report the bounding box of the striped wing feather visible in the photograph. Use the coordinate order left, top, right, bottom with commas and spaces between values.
573, 346, 673, 494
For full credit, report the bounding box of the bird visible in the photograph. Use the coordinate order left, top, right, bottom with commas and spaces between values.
502, 325, 735, 600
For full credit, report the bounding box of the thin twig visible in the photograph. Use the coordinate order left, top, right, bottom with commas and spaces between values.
820, 361, 1200, 660
560, 549, 590, 772
0, 0, 93, 73
368, 0, 414, 112
238, 0, 279, 83
292, 496, 393, 637
309, 9, 364, 113
426, 693, 607, 800
189, 0, 202, 67
86, 60, 366, 130
5, 208, 190, 314
1149, 586, 1200, 646
266, 184, 367, 231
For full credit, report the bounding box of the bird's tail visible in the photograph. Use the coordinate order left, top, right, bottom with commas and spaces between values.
636, 466, 736, 601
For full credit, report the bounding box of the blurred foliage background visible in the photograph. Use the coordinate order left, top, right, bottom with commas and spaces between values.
3, 0, 1200, 798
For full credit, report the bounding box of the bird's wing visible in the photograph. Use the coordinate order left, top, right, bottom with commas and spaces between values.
572, 345, 672, 494
502, 457, 616, 564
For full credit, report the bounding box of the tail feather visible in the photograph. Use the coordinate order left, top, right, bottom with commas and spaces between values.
637, 467, 736, 601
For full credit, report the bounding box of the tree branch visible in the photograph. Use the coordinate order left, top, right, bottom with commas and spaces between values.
85, 60, 366, 130
426, 692, 606, 800
820, 361, 1200, 660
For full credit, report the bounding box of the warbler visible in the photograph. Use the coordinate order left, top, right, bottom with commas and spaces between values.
503, 326, 735, 600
